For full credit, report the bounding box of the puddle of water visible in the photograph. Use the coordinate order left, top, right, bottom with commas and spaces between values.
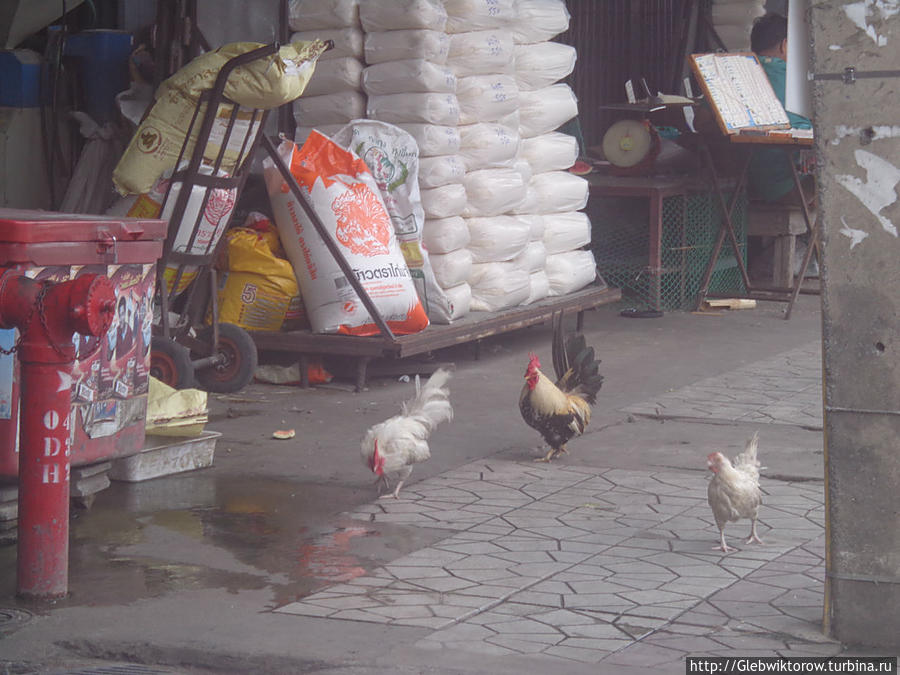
0, 473, 447, 611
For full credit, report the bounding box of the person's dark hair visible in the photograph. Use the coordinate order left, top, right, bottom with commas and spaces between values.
751, 13, 788, 53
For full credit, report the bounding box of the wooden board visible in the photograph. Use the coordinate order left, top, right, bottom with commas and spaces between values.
251, 285, 622, 362
690, 52, 790, 136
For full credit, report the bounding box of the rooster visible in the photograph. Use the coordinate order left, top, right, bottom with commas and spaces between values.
519, 313, 604, 462
361, 368, 453, 499
707, 431, 764, 553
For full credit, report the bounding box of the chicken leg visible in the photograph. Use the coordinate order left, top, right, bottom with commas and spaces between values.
379, 466, 413, 499
746, 518, 764, 545
715, 528, 737, 553
534, 444, 567, 463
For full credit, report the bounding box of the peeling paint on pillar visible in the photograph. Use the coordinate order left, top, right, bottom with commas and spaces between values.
811, 0, 900, 649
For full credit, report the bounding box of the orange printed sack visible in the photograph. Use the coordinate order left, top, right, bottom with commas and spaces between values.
264, 133, 429, 335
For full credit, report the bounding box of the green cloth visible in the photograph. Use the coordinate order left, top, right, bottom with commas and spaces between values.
747, 56, 813, 202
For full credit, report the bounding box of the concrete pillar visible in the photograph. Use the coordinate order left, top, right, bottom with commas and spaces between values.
810, 1, 900, 649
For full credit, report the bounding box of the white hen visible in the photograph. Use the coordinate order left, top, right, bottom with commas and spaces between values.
707, 431, 763, 553
361, 368, 453, 499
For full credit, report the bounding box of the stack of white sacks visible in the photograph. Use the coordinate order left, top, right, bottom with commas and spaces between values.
512, 0, 595, 302
360, 0, 473, 320
289, 0, 595, 321
289, 0, 367, 142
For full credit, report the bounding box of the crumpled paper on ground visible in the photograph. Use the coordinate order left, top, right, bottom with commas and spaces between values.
146, 376, 208, 437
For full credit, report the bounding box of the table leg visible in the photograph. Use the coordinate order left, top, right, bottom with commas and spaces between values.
649, 191, 663, 312
695, 142, 752, 309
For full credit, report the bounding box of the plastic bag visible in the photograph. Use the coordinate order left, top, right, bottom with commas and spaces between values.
363, 59, 456, 95
418, 155, 467, 188
295, 124, 346, 144
364, 29, 451, 65
444, 0, 516, 33
518, 83, 579, 139
396, 123, 461, 157
442, 281, 472, 320
468, 262, 531, 311
458, 122, 519, 170
543, 211, 592, 254
545, 250, 597, 296
126, 165, 236, 295
367, 93, 460, 126
304, 57, 364, 96
514, 42, 577, 91
216, 227, 303, 331
421, 182, 468, 219
517, 213, 546, 240
288, 0, 359, 29
422, 216, 470, 253
523, 270, 550, 304
448, 30, 515, 77
462, 167, 527, 217
457, 74, 520, 125
513, 170, 588, 215
359, 0, 447, 32
332, 120, 454, 324
264, 134, 429, 335
520, 131, 579, 174
512, 0, 571, 44
293, 90, 366, 126
465, 215, 531, 262
430, 248, 473, 288
511, 240, 547, 273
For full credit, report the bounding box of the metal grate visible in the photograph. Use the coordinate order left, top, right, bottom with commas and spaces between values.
592, 189, 747, 311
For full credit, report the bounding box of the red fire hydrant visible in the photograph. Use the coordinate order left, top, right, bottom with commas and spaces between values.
0, 268, 115, 600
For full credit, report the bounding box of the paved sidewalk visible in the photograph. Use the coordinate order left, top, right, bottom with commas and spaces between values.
275, 340, 835, 669
622, 343, 822, 429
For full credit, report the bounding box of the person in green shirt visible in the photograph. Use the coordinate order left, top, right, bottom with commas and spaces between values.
747, 13, 814, 205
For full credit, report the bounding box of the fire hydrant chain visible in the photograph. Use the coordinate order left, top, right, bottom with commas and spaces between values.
37, 282, 70, 359
0, 287, 40, 357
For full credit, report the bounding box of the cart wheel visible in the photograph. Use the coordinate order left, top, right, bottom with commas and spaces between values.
193, 323, 258, 394
150, 336, 195, 389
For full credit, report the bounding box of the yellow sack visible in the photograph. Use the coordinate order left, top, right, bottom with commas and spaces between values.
114, 40, 328, 195
215, 228, 305, 331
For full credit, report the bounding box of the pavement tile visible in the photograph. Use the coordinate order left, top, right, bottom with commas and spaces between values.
600, 643, 690, 667
542, 644, 609, 663
487, 636, 561, 653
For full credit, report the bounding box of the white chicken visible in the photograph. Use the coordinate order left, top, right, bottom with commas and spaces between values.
707, 431, 764, 553
361, 368, 453, 499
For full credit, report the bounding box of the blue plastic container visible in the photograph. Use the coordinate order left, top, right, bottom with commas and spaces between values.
64, 30, 133, 124
0, 50, 42, 107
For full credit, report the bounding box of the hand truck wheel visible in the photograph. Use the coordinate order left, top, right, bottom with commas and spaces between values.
192, 322, 258, 393
150, 336, 195, 389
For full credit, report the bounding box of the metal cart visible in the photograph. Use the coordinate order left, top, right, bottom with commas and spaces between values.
149, 44, 281, 392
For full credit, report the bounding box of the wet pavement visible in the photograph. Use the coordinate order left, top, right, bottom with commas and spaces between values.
0, 298, 895, 673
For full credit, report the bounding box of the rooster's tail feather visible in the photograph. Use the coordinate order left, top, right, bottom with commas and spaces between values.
401, 367, 454, 432
551, 312, 604, 403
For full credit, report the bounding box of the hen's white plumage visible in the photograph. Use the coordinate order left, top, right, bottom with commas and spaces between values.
361, 368, 453, 499
707, 431, 763, 553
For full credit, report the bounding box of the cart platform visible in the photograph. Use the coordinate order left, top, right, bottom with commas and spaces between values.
250, 283, 622, 390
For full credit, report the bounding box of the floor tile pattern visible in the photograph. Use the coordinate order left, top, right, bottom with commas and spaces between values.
621, 343, 822, 429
